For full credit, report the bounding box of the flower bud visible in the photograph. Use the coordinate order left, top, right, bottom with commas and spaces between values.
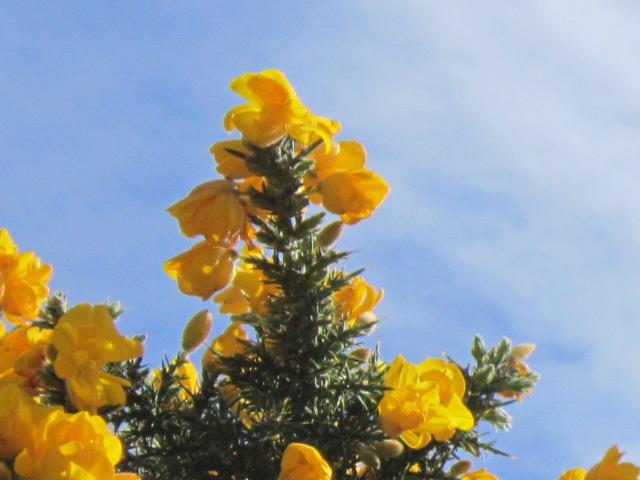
471, 335, 486, 361
448, 460, 473, 477
373, 439, 404, 459
510, 343, 536, 360
317, 221, 344, 248
182, 310, 213, 353
45, 343, 57, 362
474, 364, 496, 384
354, 443, 380, 469
0, 462, 11, 480
349, 347, 371, 363
356, 311, 377, 334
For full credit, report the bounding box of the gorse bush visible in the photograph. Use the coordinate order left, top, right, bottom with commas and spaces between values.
0, 69, 636, 480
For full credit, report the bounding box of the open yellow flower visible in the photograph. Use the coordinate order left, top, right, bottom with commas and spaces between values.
165, 240, 236, 300
210, 140, 255, 180
168, 179, 251, 242
224, 69, 340, 151
213, 252, 280, 316
51, 304, 143, 413
303, 141, 389, 224
14, 410, 123, 480
378, 355, 473, 449
304, 140, 367, 204
462, 469, 500, 480
0, 383, 57, 461
0, 229, 52, 324
153, 360, 200, 404
333, 276, 383, 327
558, 446, 640, 480
320, 169, 389, 225
0, 324, 52, 394
202, 322, 251, 376
278, 443, 332, 480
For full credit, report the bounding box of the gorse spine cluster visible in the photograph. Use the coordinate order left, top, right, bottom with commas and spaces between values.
0, 69, 635, 480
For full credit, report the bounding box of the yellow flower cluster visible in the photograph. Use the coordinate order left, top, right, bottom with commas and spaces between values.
333, 275, 383, 328
378, 355, 474, 449
0, 384, 137, 480
0, 323, 51, 394
558, 446, 640, 480
166, 69, 389, 308
0, 229, 52, 326
50, 303, 144, 413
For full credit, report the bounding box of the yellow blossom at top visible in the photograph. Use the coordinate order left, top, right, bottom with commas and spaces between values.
0, 229, 52, 324
0, 324, 52, 394
333, 276, 383, 327
378, 355, 474, 449
51, 304, 143, 413
224, 69, 341, 151
164, 240, 236, 301
462, 469, 500, 480
558, 446, 640, 480
14, 410, 123, 480
278, 443, 332, 480
0, 383, 57, 461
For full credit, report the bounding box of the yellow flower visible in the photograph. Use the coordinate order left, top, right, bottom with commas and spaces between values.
202, 323, 251, 376
0, 383, 57, 461
51, 304, 143, 413
558, 446, 640, 480
378, 356, 473, 449
224, 69, 340, 151
0, 324, 51, 394
303, 141, 389, 224
165, 240, 236, 300
14, 410, 123, 480
210, 140, 255, 179
320, 169, 389, 225
304, 140, 367, 204
278, 443, 332, 480
153, 360, 200, 403
462, 469, 500, 480
333, 276, 383, 327
218, 381, 260, 428
213, 260, 280, 316
0, 229, 52, 324
167, 179, 252, 242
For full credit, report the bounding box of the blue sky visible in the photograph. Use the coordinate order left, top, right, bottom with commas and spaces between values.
3, 2, 640, 478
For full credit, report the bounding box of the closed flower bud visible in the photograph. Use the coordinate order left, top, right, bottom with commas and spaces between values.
0, 462, 10, 480
317, 221, 344, 248
349, 346, 371, 363
356, 311, 377, 334
474, 364, 496, 384
45, 343, 57, 362
182, 310, 213, 353
373, 439, 404, 459
355, 443, 380, 469
510, 343, 536, 360
448, 460, 473, 477
471, 335, 486, 362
